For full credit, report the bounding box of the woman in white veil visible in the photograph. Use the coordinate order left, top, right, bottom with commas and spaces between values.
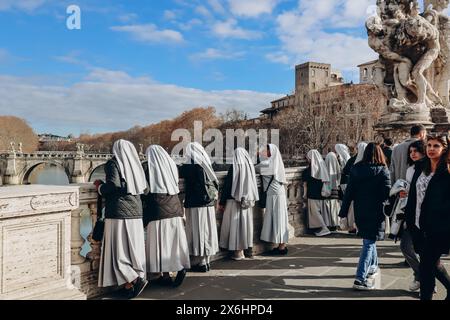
302, 149, 332, 237
142, 145, 190, 287
323, 152, 342, 229
256, 144, 290, 255
219, 148, 259, 260
95, 139, 148, 299
179, 142, 219, 272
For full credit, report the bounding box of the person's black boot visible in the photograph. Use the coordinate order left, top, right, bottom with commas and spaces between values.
190, 264, 208, 273
244, 247, 254, 258
130, 277, 148, 299
173, 269, 187, 287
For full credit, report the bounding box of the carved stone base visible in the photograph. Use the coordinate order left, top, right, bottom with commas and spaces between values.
431, 106, 450, 135
375, 101, 439, 142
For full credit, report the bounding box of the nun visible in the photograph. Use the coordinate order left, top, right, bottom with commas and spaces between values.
335, 144, 351, 169
141, 145, 190, 287
179, 142, 219, 272
95, 139, 148, 299
340, 142, 368, 233
219, 148, 259, 260
256, 144, 290, 255
323, 152, 342, 229
302, 150, 331, 237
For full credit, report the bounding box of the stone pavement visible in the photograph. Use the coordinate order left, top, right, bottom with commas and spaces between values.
101, 233, 449, 300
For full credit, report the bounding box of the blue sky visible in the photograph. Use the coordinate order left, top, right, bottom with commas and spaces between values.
0, 0, 378, 136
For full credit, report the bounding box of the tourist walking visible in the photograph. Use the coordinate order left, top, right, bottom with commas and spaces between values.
395, 140, 426, 292
95, 139, 148, 299
339, 143, 391, 290
219, 148, 259, 260
179, 142, 219, 272
142, 145, 190, 287
405, 135, 450, 300
302, 149, 331, 237
256, 144, 290, 254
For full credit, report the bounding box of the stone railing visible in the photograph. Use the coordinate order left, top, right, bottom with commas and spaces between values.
71, 167, 306, 299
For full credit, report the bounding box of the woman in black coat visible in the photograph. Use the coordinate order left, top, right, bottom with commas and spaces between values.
339, 143, 391, 290
405, 135, 450, 300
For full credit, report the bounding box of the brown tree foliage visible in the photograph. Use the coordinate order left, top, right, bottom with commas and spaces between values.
0, 116, 39, 153
41, 107, 223, 153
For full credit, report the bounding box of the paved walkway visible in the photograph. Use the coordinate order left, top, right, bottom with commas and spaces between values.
101, 233, 449, 300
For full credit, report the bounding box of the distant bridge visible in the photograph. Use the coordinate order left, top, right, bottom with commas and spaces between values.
0, 150, 116, 185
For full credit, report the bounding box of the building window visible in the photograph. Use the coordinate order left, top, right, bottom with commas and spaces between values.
350, 119, 354, 127
326, 71, 329, 77
312, 82, 316, 90
349, 103, 355, 112
363, 68, 368, 77
362, 118, 367, 127
312, 69, 315, 77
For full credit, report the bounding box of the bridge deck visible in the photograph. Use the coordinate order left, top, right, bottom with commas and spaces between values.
99, 234, 449, 300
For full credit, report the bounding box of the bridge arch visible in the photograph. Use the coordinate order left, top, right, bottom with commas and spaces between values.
21, 161, 71, 185
87, 163, 107, 182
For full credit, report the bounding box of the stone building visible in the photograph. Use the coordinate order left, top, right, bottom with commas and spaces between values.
358, 60, 379, 84
261, 61, 387, 152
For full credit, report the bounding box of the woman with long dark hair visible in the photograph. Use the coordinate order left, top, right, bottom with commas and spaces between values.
405, 135, 450, 300
397, 140, 426, 292
339, 143, 391, 290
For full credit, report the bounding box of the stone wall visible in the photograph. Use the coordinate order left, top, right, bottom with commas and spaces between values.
72, 167, 306, 299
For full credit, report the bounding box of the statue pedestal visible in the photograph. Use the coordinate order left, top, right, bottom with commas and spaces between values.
431, 106, 450, 134
375, 102, 450, 142
375, 101, 434, 142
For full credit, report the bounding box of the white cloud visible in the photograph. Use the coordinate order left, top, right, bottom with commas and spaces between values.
212, 19, 261, 40
0, 0, 47, 12
228, 0, 279, 18
163, 10, 177, 20
270, 0, 377, 72
208, 0, 226, 14
190, 48, 245, 61
0, 69, 280, 135
178, 18, 202, 31
265, 52, 290, 65
118, 13, 138, 23
111, 24, 185, 44
195, 5, 212, 18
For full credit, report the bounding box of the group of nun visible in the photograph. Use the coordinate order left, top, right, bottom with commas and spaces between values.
94, 139, 290, 298
303, 143, 368, 236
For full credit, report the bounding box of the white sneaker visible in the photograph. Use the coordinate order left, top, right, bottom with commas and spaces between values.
367, 268, 380, 279
315, 228, 331, 237
409, 280, 420, 292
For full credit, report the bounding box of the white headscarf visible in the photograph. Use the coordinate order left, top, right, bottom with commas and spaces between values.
355, 142, 368, 164
232, 148, 259, 201
306, 150, 330, 182
325, 152, 341, 190
185, 142, 218, 183
146, 145, 179, 195
112, 139, 148, 196
335, 144, 351, 167
259, 144, 287, 184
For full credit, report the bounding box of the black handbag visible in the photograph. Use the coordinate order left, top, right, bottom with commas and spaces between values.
92, 193, 105, 242
258, 176, 274, 209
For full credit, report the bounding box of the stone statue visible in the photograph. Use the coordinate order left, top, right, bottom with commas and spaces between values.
10, 142, 15, 153
368, 0, 449, 127
18, 143, 23, 153
426, 0, 450, 107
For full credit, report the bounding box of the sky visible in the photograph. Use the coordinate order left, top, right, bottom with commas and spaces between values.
0, 0, 381, 136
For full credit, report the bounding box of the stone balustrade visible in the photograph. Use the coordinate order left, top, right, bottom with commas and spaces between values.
71, 167, 306, 299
